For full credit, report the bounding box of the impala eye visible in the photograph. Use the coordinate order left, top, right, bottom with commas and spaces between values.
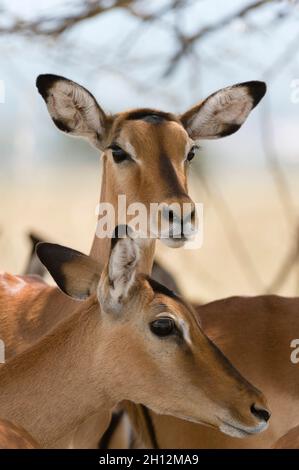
150, 317, 176, 337
109, 144, 132, 164
186, 145, 199, 163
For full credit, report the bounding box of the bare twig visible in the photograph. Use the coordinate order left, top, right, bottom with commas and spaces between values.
163, 0, 279, 76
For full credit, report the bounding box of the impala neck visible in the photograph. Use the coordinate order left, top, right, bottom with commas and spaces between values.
89, 156, 156, 275
0, 295, 115, 448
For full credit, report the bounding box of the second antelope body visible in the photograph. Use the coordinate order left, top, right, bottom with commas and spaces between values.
0, 231, 270, 448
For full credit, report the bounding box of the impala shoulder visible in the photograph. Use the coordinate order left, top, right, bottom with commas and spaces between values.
0, 272, 48, 296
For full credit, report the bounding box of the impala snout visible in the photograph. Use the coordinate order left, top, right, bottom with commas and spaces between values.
251, 403, 271, 423
220, 399, 271, 438
177, 332, 272, 438
159, 197, 197, 247
216, 371, 271, 438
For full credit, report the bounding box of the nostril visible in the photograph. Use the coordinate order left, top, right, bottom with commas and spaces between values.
250, 404, 271, 422
168, 210, 174, 223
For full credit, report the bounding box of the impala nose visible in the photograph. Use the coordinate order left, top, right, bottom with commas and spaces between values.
161, 205, 196, 238
250, 404, 271, 422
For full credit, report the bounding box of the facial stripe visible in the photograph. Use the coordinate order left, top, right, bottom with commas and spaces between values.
158, 154, 186, 198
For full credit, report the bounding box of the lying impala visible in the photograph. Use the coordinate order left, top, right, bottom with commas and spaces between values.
0, 229, 270, 448
0, 74, 266, 447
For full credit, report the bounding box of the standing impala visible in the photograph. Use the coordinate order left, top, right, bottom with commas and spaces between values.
36, 74, 266, 274
0, 229, 270, 448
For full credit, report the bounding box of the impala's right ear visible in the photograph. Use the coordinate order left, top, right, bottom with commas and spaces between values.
181, 81, 266, 140
36, 242, 101, 300
36, 74, 110, 150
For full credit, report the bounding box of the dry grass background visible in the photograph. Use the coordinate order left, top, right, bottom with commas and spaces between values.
1, 160, 298, 304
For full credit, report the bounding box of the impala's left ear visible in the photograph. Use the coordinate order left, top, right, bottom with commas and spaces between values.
36, 74, 111, 150
36, 243, 101, 300
180, 81, 266, 140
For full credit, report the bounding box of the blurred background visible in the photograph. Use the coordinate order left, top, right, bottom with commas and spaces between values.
0, 0, 298, 303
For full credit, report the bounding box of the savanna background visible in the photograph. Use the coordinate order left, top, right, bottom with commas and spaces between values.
0, 0, 298, 303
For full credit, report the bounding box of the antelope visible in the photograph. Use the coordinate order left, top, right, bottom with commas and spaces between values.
128, 295, 299, 448
0, 419, 39, 449
36, 73, 266, 275
0, 229, 270, 448
0, 75, 266, 447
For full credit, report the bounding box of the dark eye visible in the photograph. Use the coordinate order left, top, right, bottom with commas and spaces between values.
186, 146, 198, 163
109, 144, 132, 164
150, 317, 176, 337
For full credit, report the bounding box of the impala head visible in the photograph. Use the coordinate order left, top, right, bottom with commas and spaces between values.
36, 74, 266, 247
37, 226, 270, 438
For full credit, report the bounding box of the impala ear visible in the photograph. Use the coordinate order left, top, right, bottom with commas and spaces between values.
36, 74, 110, 150
36, 243, 101, 300
99, 225, 140, 313
180, 81, 266, 140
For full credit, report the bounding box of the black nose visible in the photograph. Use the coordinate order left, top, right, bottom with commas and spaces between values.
250, 404, 271, 422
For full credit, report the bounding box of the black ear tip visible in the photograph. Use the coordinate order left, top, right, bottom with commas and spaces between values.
36, 74, 54, 99
35, 242, 51, 264
28, 232, 44, 255
247, 81, 267, 107
36, 74, 64, 99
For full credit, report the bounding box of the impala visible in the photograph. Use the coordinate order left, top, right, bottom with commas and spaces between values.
128, 295, 299, 448
0, 419, 39, 449
0, 229, 270, 448
36, 74, 266, 274
0, 75, 267, 448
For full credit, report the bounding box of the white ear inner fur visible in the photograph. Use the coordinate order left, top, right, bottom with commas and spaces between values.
188, 86, 255, 138
108, 238, 139, 302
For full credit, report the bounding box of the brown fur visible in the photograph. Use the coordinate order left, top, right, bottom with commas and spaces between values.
90, 116, 194, 273
10, 75, 268, 448
272, 425, 299, 449
0, 419, 40, 449
131, 295, 299, 448
0, 271, 269, 448
0, 272, 76, 359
